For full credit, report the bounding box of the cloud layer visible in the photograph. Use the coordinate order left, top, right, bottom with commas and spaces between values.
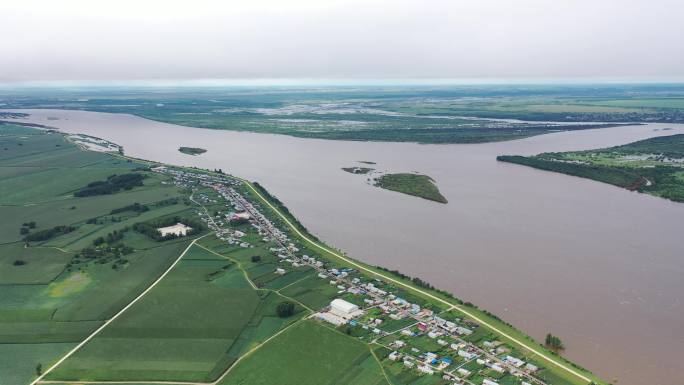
2, 0, 683, 82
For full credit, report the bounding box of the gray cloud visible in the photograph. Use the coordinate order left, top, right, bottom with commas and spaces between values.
1, 0, 683, 83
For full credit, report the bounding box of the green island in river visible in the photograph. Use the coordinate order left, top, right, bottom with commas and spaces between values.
498, 134, 684, 203
375, 173, 449, 204
0, 123, 606, 385
342, 166, 375, 174
178, 146, 207, 155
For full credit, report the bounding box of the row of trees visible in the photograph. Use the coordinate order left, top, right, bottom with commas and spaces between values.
74, 173, 145, 197
24, 225, 75, 242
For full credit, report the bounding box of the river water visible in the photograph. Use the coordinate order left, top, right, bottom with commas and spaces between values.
4, 109, 684, 385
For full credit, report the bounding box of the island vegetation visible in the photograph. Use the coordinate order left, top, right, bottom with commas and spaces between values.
341, 166, 374, 174
498, 134, 684, 202
374, 172, 448, 203
178, 146, 207, 155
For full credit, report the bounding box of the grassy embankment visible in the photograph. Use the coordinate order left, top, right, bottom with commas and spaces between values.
374, 173, 448, 204
178, 146, 207, 155
498, 134, 684, 203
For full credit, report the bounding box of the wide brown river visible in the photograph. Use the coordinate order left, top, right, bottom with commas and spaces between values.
4, 109, 684, 385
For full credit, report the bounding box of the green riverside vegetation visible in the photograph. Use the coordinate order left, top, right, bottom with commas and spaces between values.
498, 134, 684, 202
178, 146, 207, 155
374, 173, 448, 203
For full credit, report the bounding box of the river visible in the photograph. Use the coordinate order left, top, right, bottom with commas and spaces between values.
3, 109, 684, 385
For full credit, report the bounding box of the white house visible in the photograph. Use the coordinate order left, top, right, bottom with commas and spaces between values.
330, 298, 362, 319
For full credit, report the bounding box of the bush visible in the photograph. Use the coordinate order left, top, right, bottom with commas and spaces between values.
13, 260, 26, 266
24, 225, 76, 242
74, 173, 145, 197
251, 255, 262, 263
276, 301, 295, 318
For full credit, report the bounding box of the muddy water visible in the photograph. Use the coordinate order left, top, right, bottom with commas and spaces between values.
4, 109, 684, 385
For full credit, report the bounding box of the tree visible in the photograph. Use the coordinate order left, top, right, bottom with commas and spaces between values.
276, 301, 295, 318
13, 260, 26, 266
251, 255, 261, 263
545, 333, 565, 351
20, 227, 29, 235
36, 363, 42, 376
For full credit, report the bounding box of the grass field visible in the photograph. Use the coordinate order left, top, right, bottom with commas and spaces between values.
45, 241, 307, 382
0, 127, 213, 385
218, 320, 388, 385
374, 173, 448, 203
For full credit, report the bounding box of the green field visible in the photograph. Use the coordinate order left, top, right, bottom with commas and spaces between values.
45, 244, 303, 382
498, 134, 684, 202
0, 126, 209, 384
218, 320, 389, 385
374, 173, 448, 203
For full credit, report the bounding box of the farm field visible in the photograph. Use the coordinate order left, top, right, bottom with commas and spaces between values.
44, 244, 304, 382
0, 126, 208, 384
218, 320, 389, 385
498, 134, 684, 202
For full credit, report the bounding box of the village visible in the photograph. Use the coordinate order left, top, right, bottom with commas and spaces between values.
153, 166, 553, 385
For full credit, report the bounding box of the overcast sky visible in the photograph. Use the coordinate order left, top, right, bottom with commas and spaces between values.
1, 0, 683, 84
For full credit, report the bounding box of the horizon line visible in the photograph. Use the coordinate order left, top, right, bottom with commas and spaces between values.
3, 77, 684, 88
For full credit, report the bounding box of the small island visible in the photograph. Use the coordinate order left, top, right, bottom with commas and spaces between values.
342, 166, 374, 174
178, 147, 207, 156
374, 173, 448, 203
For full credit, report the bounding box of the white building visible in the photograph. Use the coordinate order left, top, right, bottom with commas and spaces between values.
330, 298, 360, 316
157, 223, 192, 236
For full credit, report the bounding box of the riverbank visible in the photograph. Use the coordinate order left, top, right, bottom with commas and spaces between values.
498, 134, 684, 203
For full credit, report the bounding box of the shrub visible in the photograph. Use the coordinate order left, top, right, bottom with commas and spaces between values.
276, 301, 295, 318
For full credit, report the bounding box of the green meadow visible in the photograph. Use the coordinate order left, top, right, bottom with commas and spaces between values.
0, 125, 205, 384
218, 320, 389, 385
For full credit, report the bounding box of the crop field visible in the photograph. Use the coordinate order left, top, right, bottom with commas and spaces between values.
0, 127, 215, 385
218, 320, 388, 385
279, 274, 341, 310
45, 240, 307, 382
498, 134, 684, 202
